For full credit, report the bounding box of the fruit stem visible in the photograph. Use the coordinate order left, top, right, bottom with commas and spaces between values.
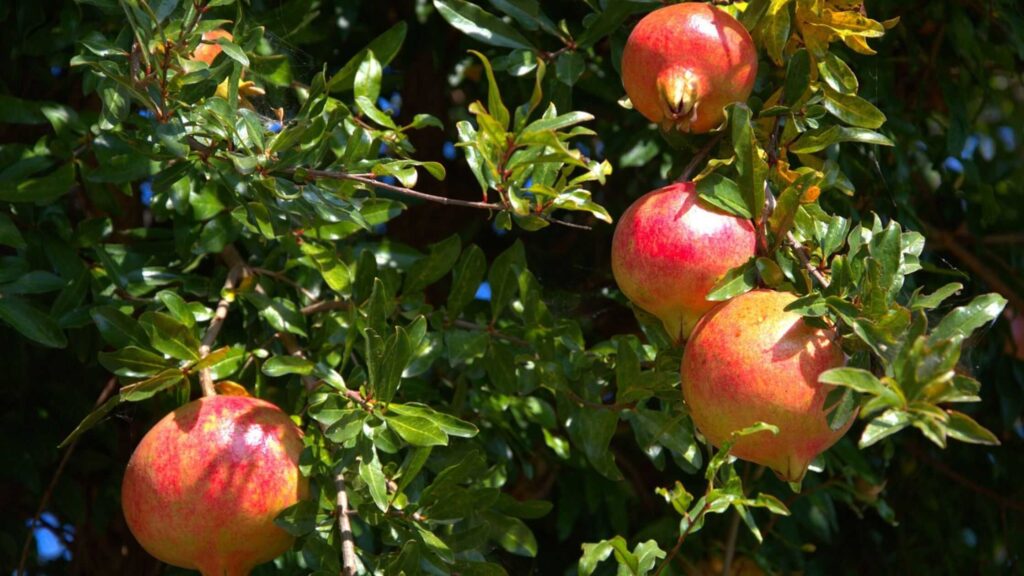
199, 251, 245, 397
677, 132, 726, 183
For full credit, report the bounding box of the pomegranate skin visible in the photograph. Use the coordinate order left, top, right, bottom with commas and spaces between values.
122, 395, 308, 576
193, 29, 233, 65
681, 290, 850, 482
611, 182, 756, 342
622, 3, 758, 133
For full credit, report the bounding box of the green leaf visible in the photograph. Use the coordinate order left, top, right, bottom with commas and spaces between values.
945, 411, 1000, 446
555, 51, 585, 86
301, 242, 352, 293
0, 213, 26, 248
385, 412, 448, 446
819, 367, 886, 395
705, 259, 757, 302
98, 346, 173, 377
520, 108, 594, 135
404, 234, 461, 293
696, 173, 752, 218
216, 38, 250, 67
156, 290, 196, 328
91, 306, 148, 348
784, 49, 810, 105
0, 163, 74, 203
327, 22, 408, 93
140, 311, 201, 362
488, 240, 526, 321
859, 409, 911, 448
909, 283, 962, 310
387, 403, 478, 438
822, 85, 886, 129
359, 450, 390, 511
274, 500, 318, 537
433, 0, 535, 50
469, 50, 510, 130
790, 126, 894, 153
119, 368, 185, 402
244, 292, 308, 337
818, 52, 859, 94
579, 539, 615, 576
263, 356, 315, 377
730, 104, 767, 218
0, 271, 67, 295
447, 245, 486, 319
354, 50, 382, 105
0, 296, 67, 348
482, 511, 538, 557
58, 395, 123, 448
761, 0, 791, 66
930, 293, 1007, 345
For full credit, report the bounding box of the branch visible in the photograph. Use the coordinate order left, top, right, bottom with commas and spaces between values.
787, 232, 830, 289
288, 168, 593, 230
301, 300, 352, 315
18, 377, 117, 575
720, 505, 742, 576
290, 168, 503, 211
335, 470, 358, 576
452, 319, 529, 346
929, 227, 1024, 314
199, 261, 244, 396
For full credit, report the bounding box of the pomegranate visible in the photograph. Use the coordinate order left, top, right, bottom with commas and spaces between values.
193, 29, 233, 66
611, 182, 756, 342
621, 3, 758, 133
681, 290, 850, 482
122, 395, 308, 576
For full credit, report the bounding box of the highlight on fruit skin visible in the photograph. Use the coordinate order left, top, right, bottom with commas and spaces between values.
621, 2, 758, 133
680, 289, 851, 482
192, 29, 233, 66
611, 181, 756, 342
121, 395, 308, 576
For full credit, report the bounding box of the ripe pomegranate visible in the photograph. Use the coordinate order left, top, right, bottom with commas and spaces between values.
681, 290, 850, 482
611, 182, 756, 342
193, 29, 233, 66
122, 395, 308, 576
621, 3, 758, 133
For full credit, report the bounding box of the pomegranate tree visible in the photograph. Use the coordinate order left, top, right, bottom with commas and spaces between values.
621, 3, 758, 133
122, 395, 308, 576
680, 289, 850, 482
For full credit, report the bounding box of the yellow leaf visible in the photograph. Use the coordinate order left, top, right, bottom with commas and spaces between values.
214, 381, 251, 397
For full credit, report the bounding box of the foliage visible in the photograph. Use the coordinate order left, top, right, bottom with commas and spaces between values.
3, 0, 1023, 575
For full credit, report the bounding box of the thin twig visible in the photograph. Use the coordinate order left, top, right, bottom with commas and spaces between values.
289, 168, 503, 211
678, 132, 726, 183
199, 262, 244, 396
721, 508, 742, 576
653, 499, 713, 576
252, 267, 318, 301
301, 300, 352, 315
452, 319, 529, 346
787, 232, 830, 289
335, 471, 358, 576
18, 377, 118, 575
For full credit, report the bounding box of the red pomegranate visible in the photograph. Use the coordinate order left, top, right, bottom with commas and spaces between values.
621, 3, 758, 133
681, 290, 850, 482
122, 395, 308, 576
611, 182, 756, 342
